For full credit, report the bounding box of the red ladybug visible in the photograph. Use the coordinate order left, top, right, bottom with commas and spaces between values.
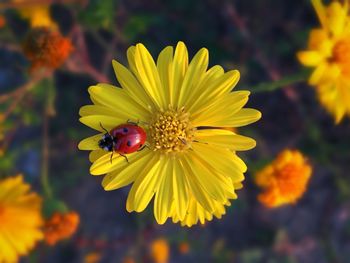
98, 123, 147, 161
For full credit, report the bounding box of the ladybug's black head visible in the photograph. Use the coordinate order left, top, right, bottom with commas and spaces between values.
98, 134, 115, 152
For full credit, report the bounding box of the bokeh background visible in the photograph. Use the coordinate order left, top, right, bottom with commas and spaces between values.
1, 0, 350, 262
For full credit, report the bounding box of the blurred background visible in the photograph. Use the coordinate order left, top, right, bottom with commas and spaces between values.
1, 0, 350, 262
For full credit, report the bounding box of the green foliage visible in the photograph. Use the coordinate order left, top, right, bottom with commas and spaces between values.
123, 14, 161, 41
43, 198, 68, 218
78, 0, 117, 29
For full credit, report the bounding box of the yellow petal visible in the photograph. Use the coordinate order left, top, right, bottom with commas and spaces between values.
89, 150, 106, 162
188, 70, 240, 114
154, 158, 173, 224
88, 84, 149, 121
78, 134, 103, 150
177, 48, 209, 108
112, 59, 155, 111
191, 143, 242, 189
232, 154, 248, 173
311, 0, 327, 28
102, 150, 154, 190
126, 45, 137, 76
183, 154, 227, 204
172, 41, 189, 105
79, 115, 125, 132
184, 65, 224, 108
134, 43, 165, 109
157, 46, 174, 105
327, 1, 347, 37
90, 150, 147, 175
309, 63, 327, 85
129, 156, 162, 212
192, 91, 250, 124
172, 158, 189, 220
181, 157, 215, 213
297, 51, 324, 66
198, 108, 261, 128
195, 129, 256, 151
79, 105, 120, 117
192, 143, 245, 183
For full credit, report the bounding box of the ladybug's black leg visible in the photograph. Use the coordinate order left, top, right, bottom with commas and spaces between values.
138, 145, 146, 151
126, 119, 139, 126
110, 152, 114, 164
177, 137, 187, 145
119, 153, 129, 163
193, 140, 208, 144
138, 142, 151, 152
99, 122, 109, 134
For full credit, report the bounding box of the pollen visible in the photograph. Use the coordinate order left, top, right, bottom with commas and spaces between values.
332, 38, 350, 77
149, 107, 196, 153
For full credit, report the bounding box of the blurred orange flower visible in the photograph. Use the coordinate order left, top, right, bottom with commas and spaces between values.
122, 257, 136, 263
0, 15, 6, 28
44, 211, 80, 246
23, 27, 73, 70
178, 241, 190, 254
0, 175, 43, 262
254, 149, 312, 208
84, 252, 101, 263
150, 238, 169, 263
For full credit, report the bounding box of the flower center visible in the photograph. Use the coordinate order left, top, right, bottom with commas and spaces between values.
332, 38, 350, 77
149, 108, 196, 153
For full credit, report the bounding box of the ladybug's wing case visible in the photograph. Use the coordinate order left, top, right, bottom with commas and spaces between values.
110, 124, 147, 154
115, 134, 144, 154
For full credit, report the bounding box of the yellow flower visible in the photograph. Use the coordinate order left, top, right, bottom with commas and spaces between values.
78, 42, 261, 226
254, 149, 312, 208
150, 238, 169, 263
14, 0, 57, 29
298, 0, 350, 123
0, 175, 43, 262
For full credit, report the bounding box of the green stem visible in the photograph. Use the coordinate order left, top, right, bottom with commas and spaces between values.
249, 71, 309, 93
41, 106, 53, 198
40, 78, 55, 199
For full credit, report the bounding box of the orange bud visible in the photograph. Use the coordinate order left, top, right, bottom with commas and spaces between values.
23, 27, 73, 71
44, 211, 80, 246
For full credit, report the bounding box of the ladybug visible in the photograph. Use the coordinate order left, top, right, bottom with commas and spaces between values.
98, 122, 147, 162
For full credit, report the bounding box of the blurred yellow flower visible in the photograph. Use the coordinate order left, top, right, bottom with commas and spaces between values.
44, 211, 80, 246
254, 149, 312, 208
78, 42, 261, 226
298, 0, 350, 123
14, 0, 57, 29
150, 238, 169, 263
0, 175, 43, 262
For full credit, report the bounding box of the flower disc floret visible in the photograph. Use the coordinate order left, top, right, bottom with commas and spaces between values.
150, 107, 195, 153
